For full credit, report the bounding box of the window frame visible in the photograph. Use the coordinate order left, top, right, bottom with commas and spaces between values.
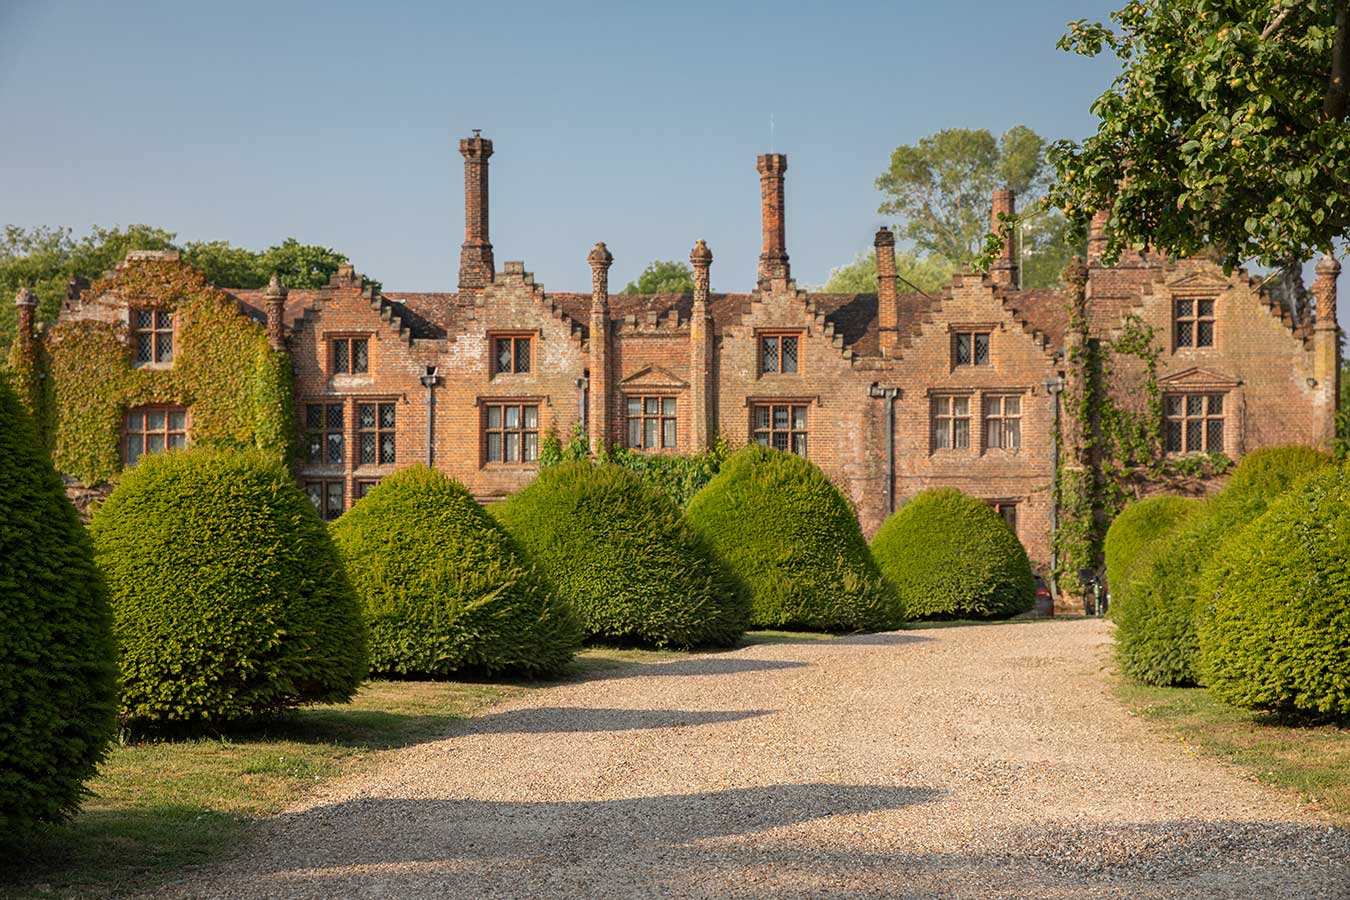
354, 479, 381, 502
305, 401, 346, 466
749, 402, 809, 455
489, 332, 534, 376
952, 330, 992, 368
1173, 296, 1216, 350
625, 395, 678, 451
356, 400, 397, 467
482, 400, 542, 465
987, 500, 1018, 532
982, 393, 1023, 451
131, 307, 175, 366
758, 331, 803, 376
123, 405, 188, 466
1163, 392, 1226, 454
304, 480, 345, 521
328, 334, 371, 375
930, 393, 972, 451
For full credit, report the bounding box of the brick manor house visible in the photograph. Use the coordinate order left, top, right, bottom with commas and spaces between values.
11, 133, 1340, 588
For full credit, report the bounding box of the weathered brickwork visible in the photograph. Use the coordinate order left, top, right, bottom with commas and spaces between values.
17, 134, 1338, 599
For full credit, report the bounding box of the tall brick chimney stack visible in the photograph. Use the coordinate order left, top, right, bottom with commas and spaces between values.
459, 132, 495, 291
690, 240, 715, 449
874, 227, 899, 356
1087, 208, 1110, 260
1312, 253, 1341, 450
587, 242, 614, 454
989, 189, 1018, 288
756, 153, 790, 289
14, 287, 37, 347
263, 273, 287, 351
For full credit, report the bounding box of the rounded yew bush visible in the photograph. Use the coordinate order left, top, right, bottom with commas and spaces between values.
684, 445, 902, 631
493, 461, 749, 648
1114, 446, 1329, 687
90, 448, 367, 728
1104, 495, 1197, 600
0, 377, 117, 832
332, 466, 580, 676
871, 488, 1034, 620
1196, 464, 1350, 717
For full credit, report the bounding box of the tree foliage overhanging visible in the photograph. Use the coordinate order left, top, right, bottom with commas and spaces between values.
1046, 1, 1350, 270
622, 259, 695, 295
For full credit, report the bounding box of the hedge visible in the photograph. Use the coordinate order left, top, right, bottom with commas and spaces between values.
1113, 446, 1330, 686
331, 466, 581, 676
494, 461, 750, 648
0, 376, 117, 832
1104, 495, 1197, 600
871, 488, 1034, 619
90, 447, 367, 727
684, 445, 902, 631
1196, 464, 1350, 717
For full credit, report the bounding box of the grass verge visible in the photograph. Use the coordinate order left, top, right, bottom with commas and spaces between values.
1116, 677, 1350, 824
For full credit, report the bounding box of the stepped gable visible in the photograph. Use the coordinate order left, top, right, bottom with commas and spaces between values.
994, 286, 1070, 352
230, 288, 322, 333
380, 292, 459, 340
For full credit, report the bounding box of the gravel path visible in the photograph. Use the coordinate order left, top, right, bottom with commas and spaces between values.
154, 620, 1350, 899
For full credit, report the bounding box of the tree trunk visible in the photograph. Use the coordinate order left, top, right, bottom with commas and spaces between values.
1327, 3, 1350, 120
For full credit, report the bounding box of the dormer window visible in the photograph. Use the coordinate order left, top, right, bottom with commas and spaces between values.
133, 309, 174, 365
1174, 298, 1215, 348
492, 334, 532, 375
953, 331, 990, 367
331, 336, 369, 374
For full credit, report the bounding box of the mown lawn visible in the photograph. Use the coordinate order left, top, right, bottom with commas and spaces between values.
1117, 677, 1350, 824
2, 634, 824, 899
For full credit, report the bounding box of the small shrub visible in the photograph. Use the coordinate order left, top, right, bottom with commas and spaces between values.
0, 376, 117, 832
871, 488, 1035, 619
494, 462, 749, 648
1114, 446, 1330, 686
332, 466, 580, 676
1104, 495, 1197, 599
1196, 464, 1350, 718
90, 448, 367, 728
685, 446, 902, 631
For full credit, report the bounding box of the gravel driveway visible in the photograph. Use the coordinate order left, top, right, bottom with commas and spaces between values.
153, 619, 1350, 899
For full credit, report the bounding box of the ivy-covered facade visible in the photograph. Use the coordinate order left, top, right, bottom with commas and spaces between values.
6, 136, 1340, 611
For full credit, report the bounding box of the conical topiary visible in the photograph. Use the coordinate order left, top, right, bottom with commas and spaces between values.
332, 465, 581, 676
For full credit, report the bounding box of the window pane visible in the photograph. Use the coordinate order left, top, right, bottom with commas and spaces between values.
308, 435, 323, 463
1198, 299, 1214, 317
136, 333, 153, 363
753, 406, 770, 430
156, 310, 172, 329
487, 405, 502, 429
487, 432, 502, 462
523, 404, 538, 430
628, 417, 642, 447
352, 339, 368, 373
127, 411, 144, 430
986, 419, 1002, 450
933, 420, 950, 450
984, 396, 1001, 417
496, 339, 512, 373
326, 482, 343, 520
126, 437, 142, 465
1006, 418, 1021, 449
1186, 419, 1202, 451
327, 433, 344, 464
168, 411, 186, 431
1176, 299, 1193, 318
327, 404, 344, 429
380, 434, 396, 464
156, 332, 173, 362
953, 396, 969, 417
662, 418, 676, 448
1197, 321, 1214, 346
380, 403, 396, 429
1186, 395, 1204, 416
781, 336, 798, 373
167, 433, 186, 450
359, 404, 376, 429
773, 406, 788, 429
762, 336, 778, 373
974, 333, 990, 365
662, 397, 676, 417
772, 431, 788, 451
627, 397, 641, 416
522, 432, 538, 462
1177, 321, 1193, 346
1165, 395, 1182, 416
147, 410, 166, 431
754, 434, 770, 447
1208, 394, 1224, 415
791, 433, 807, 456
1206, 419, 1224, 452
955, 333, 971, 365
360, 433, 376, 465
792, 406, 807, 430
505, 432, 520, 462
514, 338, 531, 374
934, 396, 949, 416
505, 405, 520, 429
953, 418, 969, 449
135, 310, 153, 329
306, 404, 323, 430
305, 482, 323, 510
1165, 420, 1182, 452
645, 418, 658, 448
645, 397, 658, 415
1005, 396, 1020, 416
333, 340, 349, 373
146, 433, 164, 453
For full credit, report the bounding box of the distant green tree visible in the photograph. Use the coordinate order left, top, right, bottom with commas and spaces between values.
622, 260, 695, 294
258, 238, 350, 290
820, 249, 955, 295
182, 240, 270, 289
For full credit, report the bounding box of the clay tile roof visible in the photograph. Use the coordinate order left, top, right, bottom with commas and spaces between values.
229, 288, 325, 333
806, 293, 880, 356
997, 287, 1069, 350
382, 293, 461, 339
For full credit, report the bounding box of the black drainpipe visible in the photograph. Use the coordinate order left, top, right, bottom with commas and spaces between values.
1044, 375, 1065, 602
869, 384, 902, 515
420, 366, 440, 466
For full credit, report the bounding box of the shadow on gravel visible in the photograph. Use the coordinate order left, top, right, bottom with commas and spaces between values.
571, 655, 812, 683
458, 706, 773, 735
829, 632, 932, 646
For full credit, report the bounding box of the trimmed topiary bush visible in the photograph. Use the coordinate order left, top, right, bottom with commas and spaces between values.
332, 466, 581, 676
1195, 464, 1350, 717
870, 488, 1034, 620
90, 447, 366, 727
1114, 446, 1330, 687
684, 445, 902, 631
1104, 495, 1197, 600
494, 461, 749, 648
0, 376, 117, 832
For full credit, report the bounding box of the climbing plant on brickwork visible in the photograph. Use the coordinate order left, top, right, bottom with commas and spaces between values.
32, 258, 294, 485
539, 423, 733, 508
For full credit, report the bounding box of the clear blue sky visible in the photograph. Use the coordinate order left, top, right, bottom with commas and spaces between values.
3, 0, 1321, 304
